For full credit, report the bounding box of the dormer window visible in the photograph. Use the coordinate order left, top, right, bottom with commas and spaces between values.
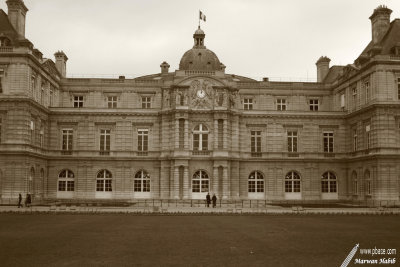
0, 37, 11, 47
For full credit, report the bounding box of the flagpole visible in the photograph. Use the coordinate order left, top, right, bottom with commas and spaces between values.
198, 10, 200, 28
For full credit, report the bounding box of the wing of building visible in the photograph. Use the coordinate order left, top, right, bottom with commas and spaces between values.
0, 1, 399, 205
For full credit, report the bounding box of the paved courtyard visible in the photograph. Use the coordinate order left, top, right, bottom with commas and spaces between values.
0, 214, 398, 267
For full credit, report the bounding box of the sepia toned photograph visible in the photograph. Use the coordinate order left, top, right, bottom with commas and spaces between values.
0, 0, 399, 266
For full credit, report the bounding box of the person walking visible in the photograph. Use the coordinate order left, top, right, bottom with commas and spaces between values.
25, 194, 31, 208
18, 193, 22, 208
212, 194, 217, 208
206, 193, 211, 207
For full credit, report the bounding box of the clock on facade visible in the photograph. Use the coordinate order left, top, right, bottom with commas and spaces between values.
197, 89, 206, 98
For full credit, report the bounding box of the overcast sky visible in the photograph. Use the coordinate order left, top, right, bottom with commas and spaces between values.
1, 0, 400, 81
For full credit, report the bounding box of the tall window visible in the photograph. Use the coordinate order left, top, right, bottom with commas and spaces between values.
134, 170, 150, 192
277, 99, 286, 111
58, 169, 74, 192
285, 171, 301, 193
73, 96, 83, 108
138, 129, 148, 152
364, 81, 370, 102
141, 96, 151, 109
243, 98, 253, 110
248, 171, 264, 193
0, 68, 3, 93
287, 131, 298, 152
365, 124, 371, 149
323, 132, 334, 153
353, 129, 358, 151
352, 171, 358, 195
96, 170, 112, 192
107, 96, 117, 108
309, 99, 319, 111
179, 119, 185, 149
352, 86, 357, 110
217, 119, 223, 149
365, 170, 371, 196
193, 124, 208, 151
321, 172, 337, 193
251, 130, 261, 156
49, 88, 53, 107
31, 76, 36, 98
62, 129, 73, 152
192, 170, 209, 193
100, 129, 110, 155
41, 83, 45, 105
39, 126, 44, 148
398, 78, 400, 100
340, 93, 345, 109
0, 118, 2, 143
30, 120, 35, 144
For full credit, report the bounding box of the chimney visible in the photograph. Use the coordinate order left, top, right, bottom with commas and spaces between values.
316, 56, 330, 83
160, 61, 170, 74
54, 51, 68, 77
369, 5, 392, 44
6, 0, 28, 38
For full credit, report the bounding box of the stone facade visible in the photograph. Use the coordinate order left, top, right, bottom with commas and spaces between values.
0, 1, 399, 203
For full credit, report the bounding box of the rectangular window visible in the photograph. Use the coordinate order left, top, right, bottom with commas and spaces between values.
352, 86, 357, 110
0, 118, 2, 143
340, 93, 345, 109
73, 96, 83, 108
287, 131, 298, 152
41, 83, 45, 105
178, 119, 184, 149
218, 119, 223, 149
62, 129, 73, 152
243, 98, 253, 110
107, 96, 117, 108
366, 124, 371, 149
31, 76, 36, 98
323, 132, 334, 153
364, 81, 370, 102
366, 180, 372, 195
39, 127, 44, 148
353, 129, 358, 151
138, 129, 148, 151
0, 68, 4, 93
309, 99, 319, 111
397, 78, 400, 100
100, 129, 110, 155
277, 99, 286, 111
49, 88, 53, 107
251, 130, 261, 154
30, 121, 34, 144
141, 97, 151, 109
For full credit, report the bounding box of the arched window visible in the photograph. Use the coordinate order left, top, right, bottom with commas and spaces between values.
58, 169, 74, 192
96, 170, 112, 192
0, 37, 11, 47
248, 171, 264, 193
321, 172, 337, 193
193, 124, 208, 151
134, 170, 150, 192
285, 171, 301, 193
365, 170, 371, 195
352, 171, 358, 195
192, 170, 209, 193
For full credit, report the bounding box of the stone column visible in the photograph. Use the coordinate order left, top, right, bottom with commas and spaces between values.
184, 119, 189, 150
173, 166, 180, 199
212, 166, 218, 195
222, 167, 229, 199
175, 119, 179, 149
223, 119, 228, 149
183, 166, 189, 199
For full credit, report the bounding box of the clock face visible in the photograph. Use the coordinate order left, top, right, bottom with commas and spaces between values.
197, 89, 206, 98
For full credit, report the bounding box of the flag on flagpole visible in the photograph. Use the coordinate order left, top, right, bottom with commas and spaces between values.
199, 11, 206, 22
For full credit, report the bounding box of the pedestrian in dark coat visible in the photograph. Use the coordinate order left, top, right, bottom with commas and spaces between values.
18, 194, 22, 208
212, 194, 217, 208
25, 194, 31, 207
206, 193, 211, 207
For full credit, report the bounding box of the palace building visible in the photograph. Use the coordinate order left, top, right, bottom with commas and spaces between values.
0, 0, 399, 204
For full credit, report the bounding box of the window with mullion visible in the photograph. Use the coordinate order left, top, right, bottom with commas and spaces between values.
100, 129, 110, 153
96, 170, 112, 192
107, 96, 117, 108
285, 171, 300, 193
321, 172, 337, 193
73, 96, 83, 108
323, 132, 334, 153
141, 97, 151, 109
243, 98, 253, 110
309, 99, 319, 111
62, 129, 73, 151
251, 131, 261, 153
138, 129, 148, 151
277, 99, 286, 111
134, 170, 151, 192
287, 131, 298, 152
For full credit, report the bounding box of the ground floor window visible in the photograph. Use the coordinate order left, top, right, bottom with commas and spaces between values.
96, 169, 112, 192
192, 170, 209, 193
365, 170, 371, 195
58, 169, 75, 191
134, 170, 150, 192
248, 171, 264, 193
285, 171, 301, 193
352, 171, 358, 195
321, 172, 337, 193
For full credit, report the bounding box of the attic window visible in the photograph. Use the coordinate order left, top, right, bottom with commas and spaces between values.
207, 62, 211, 65
198, 53, 202, 56
0, 37, 11, 47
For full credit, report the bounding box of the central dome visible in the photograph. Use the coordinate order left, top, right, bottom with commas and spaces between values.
179, 27, 222, 71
